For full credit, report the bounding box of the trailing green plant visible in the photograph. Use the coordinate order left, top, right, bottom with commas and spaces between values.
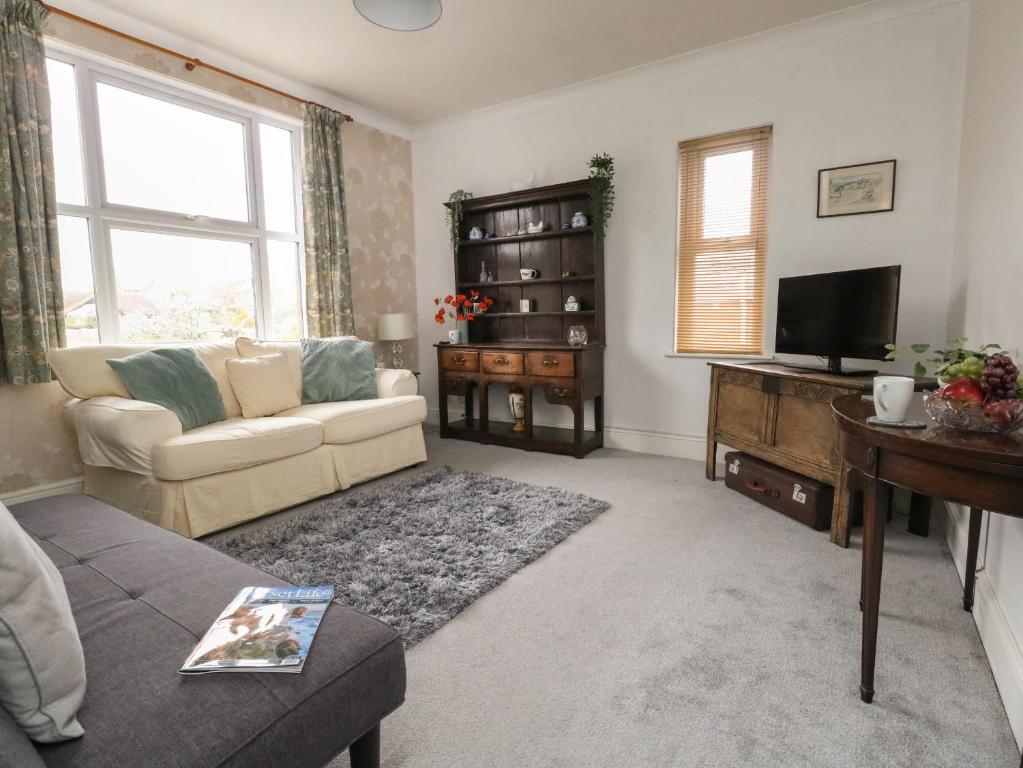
588, 153, 615, 243
885, 338, 1002, 378
445, 190, 473, 254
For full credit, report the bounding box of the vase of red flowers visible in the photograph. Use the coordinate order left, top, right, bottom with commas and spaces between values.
432, 290, 495, 343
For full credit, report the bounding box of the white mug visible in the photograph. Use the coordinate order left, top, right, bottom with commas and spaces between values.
519, 268, 538, 280
873, 376, 914, 423
447, 329, 460, 344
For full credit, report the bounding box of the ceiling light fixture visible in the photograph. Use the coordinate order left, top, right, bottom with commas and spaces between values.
353, 0, 442, 31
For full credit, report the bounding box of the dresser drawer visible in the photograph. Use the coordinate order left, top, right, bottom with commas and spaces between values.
526, 352, 575, 377
481, 351, 524, 374
439, 349, 479, 372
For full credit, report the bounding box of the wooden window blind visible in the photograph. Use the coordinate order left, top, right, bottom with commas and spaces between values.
675, 125, 771, 355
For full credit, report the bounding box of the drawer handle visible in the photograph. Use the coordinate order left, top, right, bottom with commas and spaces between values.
542, 359, 559, 367
453, 355, 467, 364
493, 357, 510, 365
552, 386, 571, 397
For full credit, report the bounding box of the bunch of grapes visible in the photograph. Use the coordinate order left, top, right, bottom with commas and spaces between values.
980, 353, 1020, 400
941, 355, 985, 381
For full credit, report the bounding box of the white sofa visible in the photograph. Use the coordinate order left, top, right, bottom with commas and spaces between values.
47, 338, 427, 538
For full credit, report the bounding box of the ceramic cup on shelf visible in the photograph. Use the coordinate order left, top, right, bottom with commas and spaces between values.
873, 375, 914, 423
519, 268, 538, 280
447, 329, 461, 344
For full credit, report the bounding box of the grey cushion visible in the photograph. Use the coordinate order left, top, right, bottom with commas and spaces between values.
0, 705, 45, 768
11, 494, 405, 768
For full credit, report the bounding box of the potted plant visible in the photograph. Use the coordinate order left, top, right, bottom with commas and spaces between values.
432, 290, 495, 343
588, 153, 615, 243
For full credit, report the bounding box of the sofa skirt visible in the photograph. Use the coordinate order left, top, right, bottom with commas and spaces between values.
84, 424, 428, 538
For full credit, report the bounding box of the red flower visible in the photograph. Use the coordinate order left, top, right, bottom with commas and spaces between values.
470, 289, 479, 298
484, 297, 495, 306
455, 294, 467, 304
434, 315, 444, 324
444, 294, 453, 304
433, 297, 440, 305
467, 313, 475, 321
456, 314, 465, 322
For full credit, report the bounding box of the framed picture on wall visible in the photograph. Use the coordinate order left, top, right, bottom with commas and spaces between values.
817, 159, 896, 218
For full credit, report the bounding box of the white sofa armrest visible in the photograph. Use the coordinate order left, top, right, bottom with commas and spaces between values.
74, 396, 183, 475
375, 368, 418, 398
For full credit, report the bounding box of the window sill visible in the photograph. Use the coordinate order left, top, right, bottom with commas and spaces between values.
664, 353, 775, 361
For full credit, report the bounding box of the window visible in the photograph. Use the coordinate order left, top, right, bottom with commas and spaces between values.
46, 48, 305, 344
675, 126, 771, 355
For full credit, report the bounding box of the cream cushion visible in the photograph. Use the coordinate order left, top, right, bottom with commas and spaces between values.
151, 416, 323, 481
48, 340, 243, 418
280, 396, 427, 445
0, 502, 86, 743
74, 397, 183, 475
225, 352, 301, 418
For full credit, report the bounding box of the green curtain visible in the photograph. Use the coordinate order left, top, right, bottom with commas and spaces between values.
0, 0, 63, 384
301, 103, 354, 338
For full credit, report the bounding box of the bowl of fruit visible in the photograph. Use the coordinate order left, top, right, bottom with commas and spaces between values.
924, 350, 1023, 433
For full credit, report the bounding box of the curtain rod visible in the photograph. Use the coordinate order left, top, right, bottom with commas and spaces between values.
40, 3, 354, 122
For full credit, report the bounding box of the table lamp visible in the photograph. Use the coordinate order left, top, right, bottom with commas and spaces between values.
377, 312, 415, 369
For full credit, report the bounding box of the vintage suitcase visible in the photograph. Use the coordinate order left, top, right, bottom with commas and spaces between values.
723, 451, 833, 531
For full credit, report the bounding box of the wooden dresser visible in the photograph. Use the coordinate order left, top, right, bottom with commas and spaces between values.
436, 341, 603, 458
436, 179, 605, 458
705, 361, 932, 546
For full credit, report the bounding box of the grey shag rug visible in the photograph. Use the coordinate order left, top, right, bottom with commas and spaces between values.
212, 467, 610, 645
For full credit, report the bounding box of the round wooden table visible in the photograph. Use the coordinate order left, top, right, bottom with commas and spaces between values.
832, 394, 1023, 718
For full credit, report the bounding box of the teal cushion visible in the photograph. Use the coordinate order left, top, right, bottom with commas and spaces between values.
107, 348, 227, 431
300, 338, 378, 404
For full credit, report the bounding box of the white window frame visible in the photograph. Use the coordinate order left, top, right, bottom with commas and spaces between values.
44, 42, 306, 342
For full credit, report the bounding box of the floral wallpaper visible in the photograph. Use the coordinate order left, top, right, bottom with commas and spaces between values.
0, 12, 417, 497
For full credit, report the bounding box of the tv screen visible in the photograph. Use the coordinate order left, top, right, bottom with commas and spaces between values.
775, 265, 901, 361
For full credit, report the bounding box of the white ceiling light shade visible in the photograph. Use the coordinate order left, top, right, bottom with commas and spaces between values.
353, 0, 442, 31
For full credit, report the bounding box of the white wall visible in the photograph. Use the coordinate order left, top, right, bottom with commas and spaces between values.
943, 0, 1023, 748
411, 0, 968, 454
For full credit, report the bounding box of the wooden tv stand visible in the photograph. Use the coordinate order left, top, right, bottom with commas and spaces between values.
705, 361, 933, 547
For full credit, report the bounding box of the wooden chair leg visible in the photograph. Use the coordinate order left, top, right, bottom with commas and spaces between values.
349, 723, 380, 768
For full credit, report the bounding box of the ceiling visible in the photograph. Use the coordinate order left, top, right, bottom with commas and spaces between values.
81, 0, 875, 127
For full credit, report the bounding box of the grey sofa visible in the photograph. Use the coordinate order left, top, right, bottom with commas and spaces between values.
4, 494, 406, 768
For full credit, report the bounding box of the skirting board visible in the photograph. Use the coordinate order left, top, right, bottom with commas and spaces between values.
940, 501, 1023, 752
0, 477, 83, 506
425, 406, 707, 461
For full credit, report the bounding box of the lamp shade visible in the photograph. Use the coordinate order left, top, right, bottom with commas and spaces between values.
377, 312, 416, 341
353, 0, 442, 31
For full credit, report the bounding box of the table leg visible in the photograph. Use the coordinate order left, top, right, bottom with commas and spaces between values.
464, 385, 475, 429
705, 438, 718, 481
831, 463, 853, 548
964, 507, 983, 612
861, 475, 889, 704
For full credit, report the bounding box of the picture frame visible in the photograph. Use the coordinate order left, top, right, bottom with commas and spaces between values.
817, 159, 896, 218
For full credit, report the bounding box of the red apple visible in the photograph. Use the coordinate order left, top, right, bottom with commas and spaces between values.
941, 377, 984, 406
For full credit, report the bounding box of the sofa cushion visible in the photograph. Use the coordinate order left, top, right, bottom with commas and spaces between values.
152, 417, 323, 481
11, 494, 405, 768
48, 340, 244, 418
225, 352, 300, 418
300, 338, 378, 404
74, 397, 183, 475
0, 502, 86, 743
280, 396, 426, 445
0, 705, 45, 768
107, 348, 227, 432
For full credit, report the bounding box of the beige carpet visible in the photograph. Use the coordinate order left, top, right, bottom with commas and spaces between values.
211, 430, 1018, 768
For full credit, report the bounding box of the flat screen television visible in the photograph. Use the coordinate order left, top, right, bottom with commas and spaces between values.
775, 265, 901, 375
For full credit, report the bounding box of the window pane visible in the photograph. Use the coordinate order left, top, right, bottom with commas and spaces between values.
702, 149, 752, 239
46, 59, 86, 205
97, 83, 248, 221
58, 216, 98, 346
267, 240, 302, 339
110, 229, 255, 342
259, 124, 297, 232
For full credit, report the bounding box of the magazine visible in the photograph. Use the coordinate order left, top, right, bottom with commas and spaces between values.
180, 585, 334, 674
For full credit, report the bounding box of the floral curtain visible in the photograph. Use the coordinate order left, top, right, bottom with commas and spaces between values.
0, 0, 63, 385
301, 103, 354, 338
